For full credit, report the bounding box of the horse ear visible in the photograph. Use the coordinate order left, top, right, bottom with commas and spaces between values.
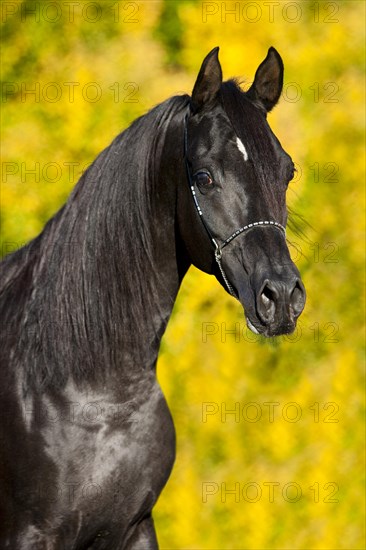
191, 47, 222, 112
246, 47, 284, 113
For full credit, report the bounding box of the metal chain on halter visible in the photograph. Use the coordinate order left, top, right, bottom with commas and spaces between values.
183, 113, 286, 297
214, 248, 236, 296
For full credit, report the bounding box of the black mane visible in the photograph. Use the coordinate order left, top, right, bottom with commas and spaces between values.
0, 94, 190, 390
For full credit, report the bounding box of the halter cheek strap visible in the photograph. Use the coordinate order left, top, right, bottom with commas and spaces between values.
183, 114, 286, 297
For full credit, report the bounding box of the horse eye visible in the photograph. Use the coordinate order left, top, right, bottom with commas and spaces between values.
194, 171, 213, 187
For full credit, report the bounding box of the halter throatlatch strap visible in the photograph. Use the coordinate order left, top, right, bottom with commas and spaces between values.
183, 114, 286, 297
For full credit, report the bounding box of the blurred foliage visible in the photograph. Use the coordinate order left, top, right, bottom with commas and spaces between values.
1, 0, 365, 548
154, 0, 197, 67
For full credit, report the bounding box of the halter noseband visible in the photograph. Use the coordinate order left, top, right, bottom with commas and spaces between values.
183, 113, 286, 297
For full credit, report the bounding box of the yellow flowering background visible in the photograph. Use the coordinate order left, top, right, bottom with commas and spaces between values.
1, 1, 364, 548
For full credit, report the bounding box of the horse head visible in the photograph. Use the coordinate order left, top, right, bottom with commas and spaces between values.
178, 47, 306, 337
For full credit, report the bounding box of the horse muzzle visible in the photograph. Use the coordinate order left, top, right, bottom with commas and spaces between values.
210, 222, 306, 338
245, 274, 306, 337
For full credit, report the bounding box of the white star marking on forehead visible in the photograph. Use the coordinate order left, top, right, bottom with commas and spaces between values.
236, 137, 248, 161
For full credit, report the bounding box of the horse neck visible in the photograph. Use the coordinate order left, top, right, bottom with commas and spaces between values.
17, 105, 190, 389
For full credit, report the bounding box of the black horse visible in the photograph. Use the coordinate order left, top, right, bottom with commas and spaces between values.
0, 47, 305, 548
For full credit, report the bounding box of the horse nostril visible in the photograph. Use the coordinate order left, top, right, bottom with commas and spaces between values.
290, 280, 306, 317
258, 282, 277, 323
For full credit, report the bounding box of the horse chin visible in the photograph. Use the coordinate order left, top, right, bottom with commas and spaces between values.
245, 314, 297, 338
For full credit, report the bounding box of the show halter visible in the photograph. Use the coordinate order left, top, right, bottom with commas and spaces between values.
183, 113, 286, 297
